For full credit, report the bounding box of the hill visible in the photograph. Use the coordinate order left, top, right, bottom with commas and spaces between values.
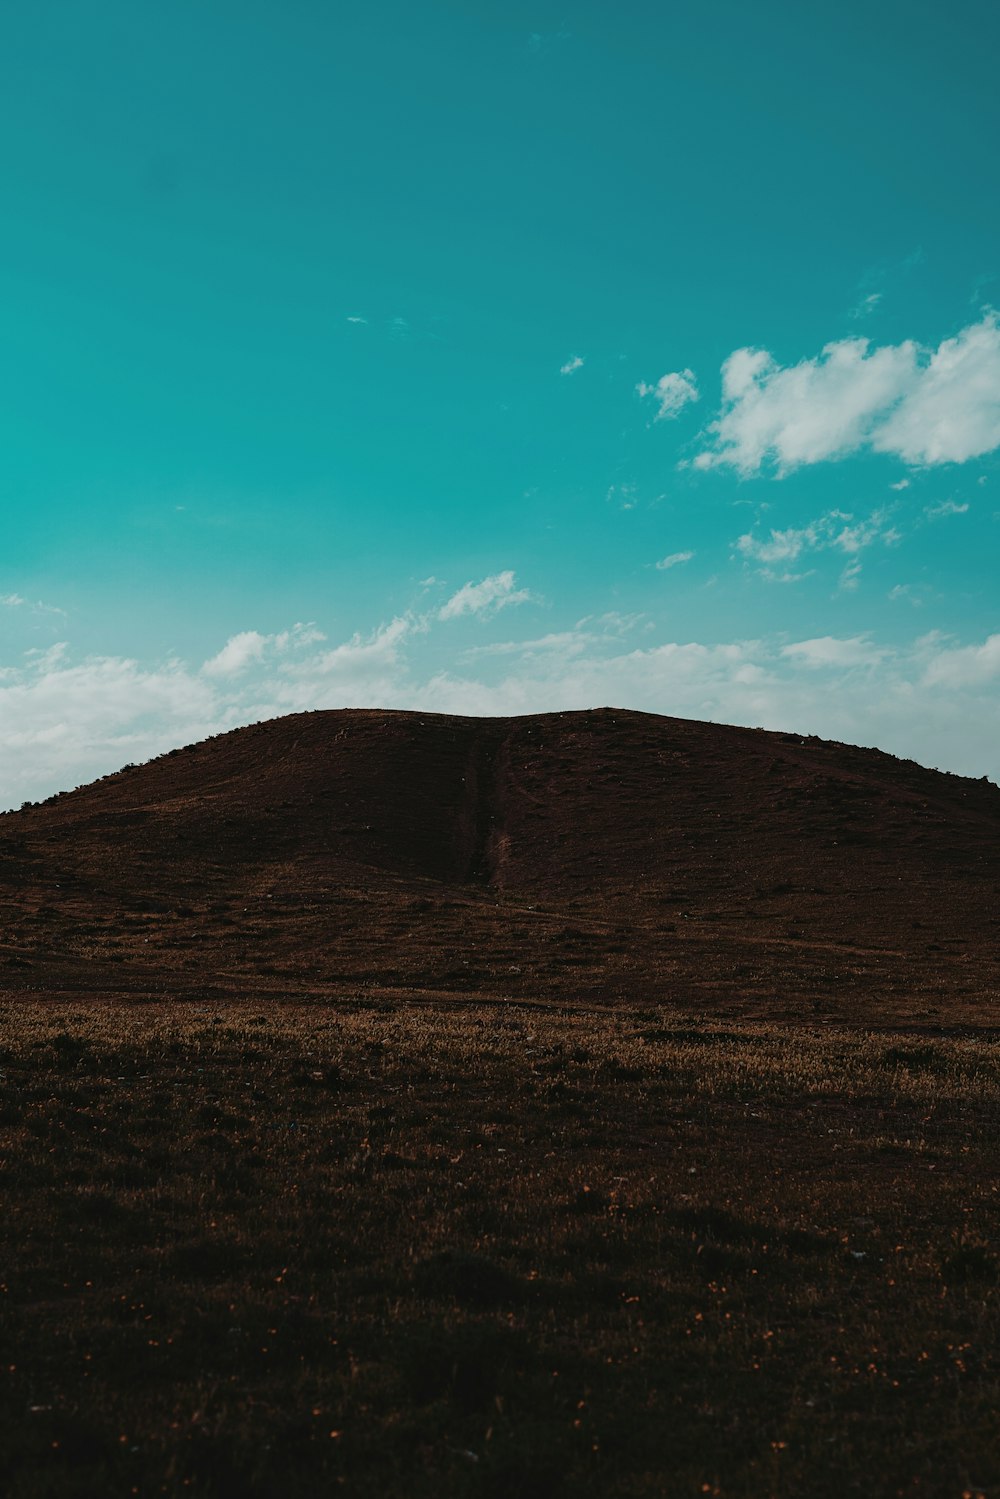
1, 707, 997, 1019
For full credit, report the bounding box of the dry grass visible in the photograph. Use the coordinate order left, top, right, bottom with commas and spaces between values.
2, 1000, 1000, 1497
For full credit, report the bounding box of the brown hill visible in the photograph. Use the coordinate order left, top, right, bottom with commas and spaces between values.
1, 708, 997, 1020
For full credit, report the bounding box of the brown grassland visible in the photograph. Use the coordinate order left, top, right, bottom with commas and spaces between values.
3, 998, 1000, 1498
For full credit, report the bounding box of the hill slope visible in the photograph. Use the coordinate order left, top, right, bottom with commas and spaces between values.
1, 708, 997, 1018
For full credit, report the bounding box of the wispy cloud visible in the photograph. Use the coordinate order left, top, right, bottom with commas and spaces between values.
560, 355, 584, 375
438, 571, 532, 621
923, 499, 969, 519
637, 369, 699, 421
734, 508, 897, 581
850, 291, 883, 320
655, 550, 694, 570
2, 592, 67, 617
606, 483, 639, 510
695, 311, 1000, 473
888, 583, 927, 607
838, 558, 863, 593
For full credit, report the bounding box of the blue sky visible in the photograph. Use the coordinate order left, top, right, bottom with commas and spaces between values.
2, 0, 999, 804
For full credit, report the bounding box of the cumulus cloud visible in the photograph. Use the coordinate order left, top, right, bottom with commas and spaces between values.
560, 355, 584, 375
696, 311, 1000, 474
438, 571, 531, 621
3, 618, 1000, 805
637, 369, 699, 421
202, 631, 269, 678
655, 551, 694, 570
202, 623, 325, 678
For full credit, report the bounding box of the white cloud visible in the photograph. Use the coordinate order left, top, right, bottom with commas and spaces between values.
780, 635, 887, 670
923, 499, 969, 519
4, 616, 1000, 805
697, 311, 1000, 474
346, 316, 367, 325
875, 316, 1000, 464
888, 583, 926, 606
202, 630, 268, 678
838, 558, 863, 592
284, 617, 411, 684
850, 291, 883, 320
735, 508, 897, 579
655, 550, 694, 570
890, 478, 911, 491
921, 634, 1000, 688
202, 622, 325, 678
560, 355, 584, 375
2, 592, 67, 617
438, 571, 531, 621
462, 630, 594, 662
637, 369, 699, 421
607, 483, 638, 510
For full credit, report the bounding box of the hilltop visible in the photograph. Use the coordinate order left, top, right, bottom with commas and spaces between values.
1, 708, 997, 1019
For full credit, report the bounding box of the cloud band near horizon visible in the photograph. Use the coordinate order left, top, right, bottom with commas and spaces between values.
2, 609, 997, 810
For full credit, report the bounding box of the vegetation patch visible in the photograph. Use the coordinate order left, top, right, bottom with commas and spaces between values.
2, 1001, 1000, 1497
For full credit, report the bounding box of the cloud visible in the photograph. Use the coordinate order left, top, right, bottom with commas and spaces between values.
346, 316, 367, 325
202, 623, 325, 679
4, 616, 1000, 805
202, 630, 268, 678
637, 369, 699, 421
923, 499, 969, 519
283, 617, 411, 686
462, 630, 595, 662
734, 508, 897, 580
696, 311, 1000, 473
850, 291, 883, 320
921, 634, 1000, 688
606, 483, 638, 510
560, 356, 584, 375
780, 635, 887, 670
838, 558, 863, 592
2, 592, 67, 617
888, 583, 927, 606
438, 571, 531, 621
655, 551, 694, 570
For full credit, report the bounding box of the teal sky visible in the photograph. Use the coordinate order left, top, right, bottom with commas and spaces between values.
2, 0, 999, 804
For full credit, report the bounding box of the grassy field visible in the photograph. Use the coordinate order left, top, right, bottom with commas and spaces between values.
2, 1000, 999, 1498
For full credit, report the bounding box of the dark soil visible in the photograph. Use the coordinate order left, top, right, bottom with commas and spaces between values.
2, 1002, 1000, 1499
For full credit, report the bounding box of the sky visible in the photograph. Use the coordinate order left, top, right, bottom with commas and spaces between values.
2, 0, 999, 806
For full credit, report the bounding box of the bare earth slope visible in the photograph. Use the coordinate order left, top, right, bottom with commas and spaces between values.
1, 708, 997, 1019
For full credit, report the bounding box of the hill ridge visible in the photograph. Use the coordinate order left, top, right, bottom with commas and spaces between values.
1, 707, 997, 1021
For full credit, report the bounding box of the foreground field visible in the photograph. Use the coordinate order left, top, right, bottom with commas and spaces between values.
2, 1002, 999, 1498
